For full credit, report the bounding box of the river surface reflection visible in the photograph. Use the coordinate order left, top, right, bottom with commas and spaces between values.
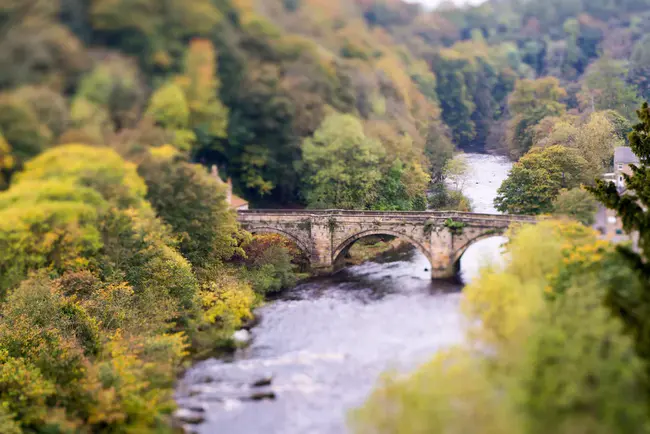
175, 153, 513, 434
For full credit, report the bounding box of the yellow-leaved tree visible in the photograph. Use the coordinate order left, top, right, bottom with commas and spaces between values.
351, 221, 649, 434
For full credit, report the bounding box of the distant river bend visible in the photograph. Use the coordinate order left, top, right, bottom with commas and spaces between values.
175, 153, 513, 434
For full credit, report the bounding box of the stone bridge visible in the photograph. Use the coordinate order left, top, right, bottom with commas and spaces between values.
237, 210, 537, 280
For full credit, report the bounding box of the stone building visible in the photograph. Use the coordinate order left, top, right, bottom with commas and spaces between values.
614, 146, 640, 190
595, 147, 639, 244
211, 165, 249, 211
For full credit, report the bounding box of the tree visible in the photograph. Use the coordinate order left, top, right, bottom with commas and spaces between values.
496, 145, 593, 214
507, 77, 567, 158
444, 154, 471, 193
90, 0, 223, 70
0, 96, 52, 164
0, 17, 88, 90
74, 55, 145, 130
218, 57, 298, 200
433, 52, 477, 148
573, 111, 623, 170
552, 188, 598, 225
11, 86, 70, 139
579, 55, 642, 121
0, 134, 14, 189
373, 160, 414, 211
352, 222, 648, 434
302, 114, 384, 209
495, 166, 557, 215
590, 103, 650, 251
431, 43, 512, 151
424, 122, 455, 184
532, 111, 623, 171
176, 39, 229, 141
145, 83, 196, 151
628, 35, 650, 101
138, 154, 244, 270
587, 103, 650, 379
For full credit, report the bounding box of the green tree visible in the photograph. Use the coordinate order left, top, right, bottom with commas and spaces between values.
424, 122, 455, 184
90, 0, 222, 70
552, 187, 598, 225
176, 39, 229, 141
246, 244, 299, 295
444, 155, 471, 193
302, 114, 384, 209
433, 52, 477, 147
507, 77, 567, 158
0, 13, 88, 90
138, 154, 244, 270
11, 86, 70, 139
74, 56, 145, 130
373, 160, 413, 211
629, 35, 650, 101
496, 145, 593, 214
145, 82, 196, 151
0, 96, 51, 165
495, 166, 556, 215
579, 55, 642, 121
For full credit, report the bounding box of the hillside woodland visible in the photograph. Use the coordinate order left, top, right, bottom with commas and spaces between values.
2, 0, 650, 431
2, 0, 649, 208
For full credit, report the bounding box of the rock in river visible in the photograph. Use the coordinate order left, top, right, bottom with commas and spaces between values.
251, 375, 273, 388
232, 329, 251, 344
174, 408, 205, 425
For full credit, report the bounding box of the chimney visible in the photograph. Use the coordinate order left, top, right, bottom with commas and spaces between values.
226, 177, 233, 205
211, 164, 220, 181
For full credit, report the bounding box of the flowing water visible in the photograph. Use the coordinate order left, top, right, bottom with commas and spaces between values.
175, 153, 513, 434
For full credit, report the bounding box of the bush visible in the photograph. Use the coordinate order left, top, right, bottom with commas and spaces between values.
240, 234, 303, 294
200, 271, 255, 330
0, 201, 102, 295
247, 245, 299, 294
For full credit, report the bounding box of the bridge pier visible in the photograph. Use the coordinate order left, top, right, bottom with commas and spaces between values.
429, 226, 458, 280
430, 259, 461, 281
309, 215, 335, 274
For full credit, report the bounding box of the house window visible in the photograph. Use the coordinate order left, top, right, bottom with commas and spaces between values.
618, 164, 624, 170
619, 175, 624, 185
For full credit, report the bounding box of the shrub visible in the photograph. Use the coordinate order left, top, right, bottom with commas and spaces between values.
200, 271, 255, 330
247, 244, 298, 294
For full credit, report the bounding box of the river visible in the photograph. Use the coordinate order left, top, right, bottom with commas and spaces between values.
175, 153, 513, 434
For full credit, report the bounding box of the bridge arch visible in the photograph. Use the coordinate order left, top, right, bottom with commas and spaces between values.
332, 229, 432, 266
246, 226, 312, 259
452, 229, 508, 264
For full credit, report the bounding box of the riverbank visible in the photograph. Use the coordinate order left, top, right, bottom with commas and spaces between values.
344, 236, 413, 266
173, 153, 514, 433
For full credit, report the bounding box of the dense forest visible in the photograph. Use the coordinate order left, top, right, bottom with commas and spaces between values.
4, 0, 650, 432
3, 0, 650, 209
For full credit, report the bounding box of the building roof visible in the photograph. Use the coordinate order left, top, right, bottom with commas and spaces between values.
209, 165, 249, 209
230, 195, 248, 209
614, 147, 640, 165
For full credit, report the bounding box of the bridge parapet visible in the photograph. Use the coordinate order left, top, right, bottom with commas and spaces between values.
237, 209, 536, 280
